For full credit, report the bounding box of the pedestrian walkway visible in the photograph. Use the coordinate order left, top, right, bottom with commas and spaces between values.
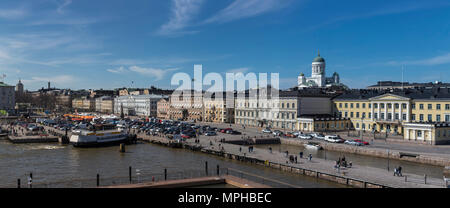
183, 133, 446, 188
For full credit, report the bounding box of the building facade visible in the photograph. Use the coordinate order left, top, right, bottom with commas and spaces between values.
203, 92, 235, 124
114, 94, 168, 117
333, 88, 450, 144
0, 82, 15, 111
157, 98, 170, 119
168, 90, 203, 121
234, 89, 333, 130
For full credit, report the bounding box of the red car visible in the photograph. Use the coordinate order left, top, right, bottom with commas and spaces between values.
220, 128, 232, 133
354, 139, 369, 145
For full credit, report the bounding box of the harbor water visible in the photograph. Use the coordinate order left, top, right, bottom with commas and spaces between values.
0, 140, 347, 188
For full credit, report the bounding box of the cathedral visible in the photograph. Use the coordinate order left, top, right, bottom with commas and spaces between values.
297, 52, 341, 88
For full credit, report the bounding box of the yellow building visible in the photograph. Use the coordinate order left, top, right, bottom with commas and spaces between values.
203, 92, 234, 124
297, 116, 351, 132
333, 89, 450, 144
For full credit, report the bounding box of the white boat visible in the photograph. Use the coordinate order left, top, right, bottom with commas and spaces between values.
70, 124, 136, 147
304, 142, 322, 150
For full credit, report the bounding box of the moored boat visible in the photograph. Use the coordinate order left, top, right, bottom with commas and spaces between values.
70, 124, 136, 147
303, 142, 322, 150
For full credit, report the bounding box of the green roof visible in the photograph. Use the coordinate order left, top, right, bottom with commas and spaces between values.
313, 55, 325, 63
0, 82, 13, 87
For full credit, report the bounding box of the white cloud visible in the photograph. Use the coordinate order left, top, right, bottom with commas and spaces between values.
57, 0, 73, 14
157, 0, 205, 36
387, 53, 450, 66
0, 8, 27, 19
107, 66, 127, 74
204, 0, 293, 24
129, 66, 180, 81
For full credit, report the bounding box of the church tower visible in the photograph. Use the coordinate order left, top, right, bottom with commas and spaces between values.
311, 50, 326, 87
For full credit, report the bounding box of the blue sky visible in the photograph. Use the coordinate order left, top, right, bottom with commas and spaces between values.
0, 0, 450, 90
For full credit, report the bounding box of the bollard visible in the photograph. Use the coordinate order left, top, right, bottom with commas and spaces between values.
29, 173, 33, 188
424, 175, 427, 184
205, 161, 208, 176
405, 175, 407, 182
97, 174, 100, 187
120, 143, 125, 153
217, 165, 220, 176
129, 166, 132, 183
164, 169, 167, 181
17, 179, 20, 188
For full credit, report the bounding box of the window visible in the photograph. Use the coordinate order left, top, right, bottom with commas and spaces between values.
395, 113, 399, 120
362, 103, 366, 108
345, 112, 348, 118
369, 113, 372, 119
339, 103, 342, 108
387, 113, 392, 120
412, 104, 416, 109
419, 114, 424, 121
351, 103, 354, 108
417, 130, 422, 137
436, 115, 441, 122
350, 112, 354, 118
446, 115, 450, 122
381, 113, 385, 119
446, 104, 450, 110
402, 114, 406, 120
395, 103, 399, 109
356, 103, 359, 108
374, 113, 378, 119
428, 114, 432, 122
369, 104, 372, 108
428, 104, 432, 110
381, 103, 385, 108
362, 112, 366, 118
286, 103, 289, 108
292, 103, 295, 108
412, 114, 416, 121
420, 104, 424, 110
388, 104, 392, 109
374, 103, 378, 108
437, 104, 441, 110
356, 112, 359, 118
402, 103, 407, 109
345, 103, 348, 108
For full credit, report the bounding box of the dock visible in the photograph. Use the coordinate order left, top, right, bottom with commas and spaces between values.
138, 133, 447, 188
7, 135, 59, 144
102, 175, 270, 188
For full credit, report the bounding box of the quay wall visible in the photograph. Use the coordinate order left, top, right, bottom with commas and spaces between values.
140, 135, 390, 188
280, 138, 450, 167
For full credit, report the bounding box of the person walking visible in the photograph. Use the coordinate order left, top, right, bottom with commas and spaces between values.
299, 152, 303, 159
308, 154, 312, 161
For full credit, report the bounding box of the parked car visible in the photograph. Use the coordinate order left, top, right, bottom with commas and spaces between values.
272, 130, 283, 136
325, 135, 344, 143
262, 128, 272, 133
310, 133, 325, 140
298, 134, 312, 140
230, 130, 242, 135
353, 139, 369, 145
344, 140, 363, 146
285, 132, 296, 138
204, 131, 217, 136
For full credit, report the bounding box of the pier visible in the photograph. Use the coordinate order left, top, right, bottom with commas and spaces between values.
138, 132, 448, 188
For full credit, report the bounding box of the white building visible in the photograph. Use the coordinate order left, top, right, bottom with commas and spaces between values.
114, 94, 168, 117
0, 81, 15, 111
298, 51, 341, 88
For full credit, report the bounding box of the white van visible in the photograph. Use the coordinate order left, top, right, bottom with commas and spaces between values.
325, 135, 343, 143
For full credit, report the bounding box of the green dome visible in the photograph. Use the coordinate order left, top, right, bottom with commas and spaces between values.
313, 50, 325, 62
313, 55, 325, 63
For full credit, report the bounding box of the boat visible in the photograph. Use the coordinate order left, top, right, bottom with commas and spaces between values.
70, 124, 137, 147
303, 142, 323, 150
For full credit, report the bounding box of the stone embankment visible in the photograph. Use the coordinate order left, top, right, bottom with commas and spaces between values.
281, 138, 450, 167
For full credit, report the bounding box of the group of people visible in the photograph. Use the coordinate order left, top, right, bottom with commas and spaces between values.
248, 146, 254, 153
335, 156, 352, 169
394, 166, 403, 176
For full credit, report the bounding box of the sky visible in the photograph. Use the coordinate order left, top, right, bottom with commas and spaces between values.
0, 0, 450, 91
